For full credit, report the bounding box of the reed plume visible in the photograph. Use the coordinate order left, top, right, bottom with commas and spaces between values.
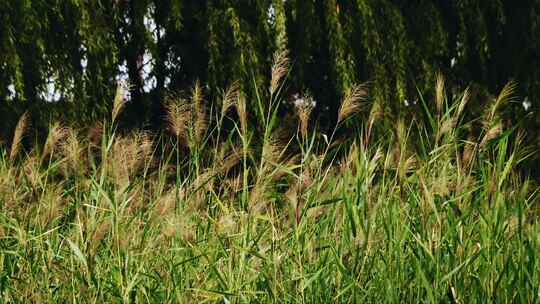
221, 82, 240, 119
479, 122, 502, 148
41, 122, 69, 161
366, 99, 383, 145
293, 94, 315, 139
235, 93, 248, 135
488, 81, 516, 122
338, 83, 368, 124
165, 94, 191, 142
10, 111, 29, 161
456, 87, 471, 119
479, 81, 516, 148
435, 72, 445, 115
192, 80, 207, 143
61, 128, 84, 174
110, 131, 154, 186
112, 81, 128, 124
270, 49, 289, 95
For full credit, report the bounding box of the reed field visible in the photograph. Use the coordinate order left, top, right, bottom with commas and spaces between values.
0, 53, 539, 303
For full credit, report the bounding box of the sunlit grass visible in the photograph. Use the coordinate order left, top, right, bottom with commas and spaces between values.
0, 51, 538, 303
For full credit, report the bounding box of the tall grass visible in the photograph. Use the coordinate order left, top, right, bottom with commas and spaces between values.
0, 51, 538, 303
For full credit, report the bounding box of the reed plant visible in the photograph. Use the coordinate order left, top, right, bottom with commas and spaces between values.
0, 51, 538, 303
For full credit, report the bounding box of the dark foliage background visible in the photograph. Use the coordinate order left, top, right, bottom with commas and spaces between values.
1, 0, 539, 172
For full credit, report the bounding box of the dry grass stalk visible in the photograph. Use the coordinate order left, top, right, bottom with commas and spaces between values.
437, 87, 470, 144
155, 188, 181, 217
165, 95, 191, 142
461, 136, 477, 171
110, 131, 154, 185
112, 81, 128, 123
340, 142, 358, 173
192, 81, 207, 143
235, 93, 248, 134
338, 83, 368, 124
225, 174, 243, 198
488, 81, 516, 122
191, 169, 215, 196
23, 154, 41, 192
90, 220, 111, 249
10, 111, 29, 161
294, 94, 315, 139
87, 122, 103, 147
477, 83, 515, 149
435, 72, 445, 115
368, 99, 383, 130
61, 129, 84, 174
480, 122, 502, 148
261, 132, 286, 169
219, 148, 243, 174
271, 154, 300, 182
249, 182, 270, 214
42, 123, 69, 161
270, 49, 289, 95
456, 87, 471, 118
365, 99, 383, 146
38, 185, 66, 227
221, 82, 240, 119
437, 117, 458, 142
398, 155, 416, 182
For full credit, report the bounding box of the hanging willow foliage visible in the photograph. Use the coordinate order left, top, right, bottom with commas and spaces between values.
1, 0, 539, 166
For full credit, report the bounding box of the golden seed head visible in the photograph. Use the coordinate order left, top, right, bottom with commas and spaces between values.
10, 111, 29, 162
338, 83, 368, 124
270, 49, 290, 95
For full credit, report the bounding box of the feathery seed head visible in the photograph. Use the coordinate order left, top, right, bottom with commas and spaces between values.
61, 128, 84, 175
435, 72, 445, 115
192, 80, 207, 143
338, 83, 368, 124
487, 81, 516, 123
221, 82, 240, 119
112, 80, 129, 123
42, 122, 69, 161
165, 93, 191, 141
480, 122, 502, 148
10, 111, 29, 162
456, 87, 471, 118
270, 49, 290, 95
235, 93, 248, 135
293, 93, 315, 139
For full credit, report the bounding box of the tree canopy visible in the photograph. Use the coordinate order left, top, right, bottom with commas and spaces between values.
1, 0, 539, 161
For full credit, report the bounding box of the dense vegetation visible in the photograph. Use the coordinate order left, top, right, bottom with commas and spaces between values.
1, 50, 539, 302
1, 1, 540, 302
1, 1, 540, 171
